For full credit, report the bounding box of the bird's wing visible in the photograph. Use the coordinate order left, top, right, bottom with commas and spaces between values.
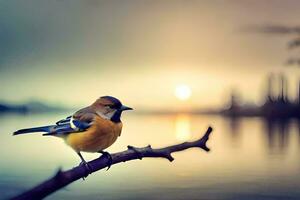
73, 106, 97, 122
44, 110, 96, 136
55, 116, 72, 125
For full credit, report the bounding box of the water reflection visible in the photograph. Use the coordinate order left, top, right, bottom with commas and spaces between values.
225, 116, 300, 157
263, 119, 291, 155
227, 117, 242, 147
175, 114, 191, 141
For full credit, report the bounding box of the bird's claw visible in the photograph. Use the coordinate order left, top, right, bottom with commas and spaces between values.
98, 151, 113, 170
79, 161, 92, 179
127, 145, 143, 160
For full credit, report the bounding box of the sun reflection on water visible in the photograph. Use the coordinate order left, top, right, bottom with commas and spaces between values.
175, 114, 191, 141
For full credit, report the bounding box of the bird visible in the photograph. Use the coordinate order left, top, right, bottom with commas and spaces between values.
13, 96, 133, 172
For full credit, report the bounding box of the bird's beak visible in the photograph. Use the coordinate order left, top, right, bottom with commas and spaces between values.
120, 105, 133, 111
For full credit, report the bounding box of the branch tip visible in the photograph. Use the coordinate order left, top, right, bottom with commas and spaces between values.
205, 126, 213, 137
165, 153, 175, 162
195, 127, 212, 151
203, 145, 210, 152
202, 127, 213, 141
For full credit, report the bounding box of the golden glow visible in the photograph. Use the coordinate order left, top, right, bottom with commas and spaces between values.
175, 114, 191, 141
174, 84, 192, 101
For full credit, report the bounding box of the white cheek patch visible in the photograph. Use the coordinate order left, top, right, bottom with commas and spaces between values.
97, 110, 117, 120
106, 110, 117, 119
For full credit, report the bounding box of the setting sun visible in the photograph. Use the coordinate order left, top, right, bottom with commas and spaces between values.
175, 84, 192, 101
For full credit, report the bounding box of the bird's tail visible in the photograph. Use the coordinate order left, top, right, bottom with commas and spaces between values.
13, 125, 54, 135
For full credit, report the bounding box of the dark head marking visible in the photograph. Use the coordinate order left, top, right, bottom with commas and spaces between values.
101, 96, 122, 109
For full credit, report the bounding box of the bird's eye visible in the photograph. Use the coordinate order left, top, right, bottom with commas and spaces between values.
106, 105, 115, 109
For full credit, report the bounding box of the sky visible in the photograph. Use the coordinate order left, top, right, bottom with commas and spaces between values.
0, 0, 300, 110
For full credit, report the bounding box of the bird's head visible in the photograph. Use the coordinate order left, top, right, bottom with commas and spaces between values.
91, 96, 133, 123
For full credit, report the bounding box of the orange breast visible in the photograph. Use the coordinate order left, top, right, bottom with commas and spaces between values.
65, 116, 122, 153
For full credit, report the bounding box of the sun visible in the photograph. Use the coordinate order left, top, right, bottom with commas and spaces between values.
174, 84, 192, 101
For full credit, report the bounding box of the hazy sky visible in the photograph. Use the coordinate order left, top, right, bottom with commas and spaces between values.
1, 0, 300, 109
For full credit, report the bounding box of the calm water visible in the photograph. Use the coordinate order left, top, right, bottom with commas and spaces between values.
1, 112, 300, 200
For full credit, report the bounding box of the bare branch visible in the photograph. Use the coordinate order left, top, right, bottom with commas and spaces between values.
11, 126, 213, 200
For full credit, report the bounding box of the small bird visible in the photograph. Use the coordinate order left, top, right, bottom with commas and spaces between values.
13, 96, 132, 171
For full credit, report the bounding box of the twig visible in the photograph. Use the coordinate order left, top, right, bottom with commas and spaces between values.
11, 126, 213, 200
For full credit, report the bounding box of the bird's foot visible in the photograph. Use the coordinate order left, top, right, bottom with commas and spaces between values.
79, 161, 93, 179
98, 151, 113, 170
127, 145, 143, 160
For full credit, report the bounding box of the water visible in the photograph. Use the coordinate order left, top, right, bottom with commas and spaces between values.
1, 112, 300, 200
